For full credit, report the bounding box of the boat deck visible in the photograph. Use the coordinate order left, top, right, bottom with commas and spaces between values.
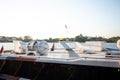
1, 51, 120, 68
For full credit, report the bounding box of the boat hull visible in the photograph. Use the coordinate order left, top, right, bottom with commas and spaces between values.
0, 59, 119, 80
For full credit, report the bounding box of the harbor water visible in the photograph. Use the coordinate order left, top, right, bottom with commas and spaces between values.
0, 42, 118, 51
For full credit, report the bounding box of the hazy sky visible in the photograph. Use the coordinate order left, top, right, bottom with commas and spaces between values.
0, 0, 120, 39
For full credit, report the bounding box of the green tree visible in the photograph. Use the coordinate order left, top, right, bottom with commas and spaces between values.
23, 36, 33, 42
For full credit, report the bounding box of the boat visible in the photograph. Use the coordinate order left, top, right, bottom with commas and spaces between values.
0, 40, 120, 80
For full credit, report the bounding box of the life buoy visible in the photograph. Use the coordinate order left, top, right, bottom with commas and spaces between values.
117, 39, 120, 49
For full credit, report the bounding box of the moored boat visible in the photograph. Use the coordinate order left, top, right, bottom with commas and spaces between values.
0, 40, 120, 80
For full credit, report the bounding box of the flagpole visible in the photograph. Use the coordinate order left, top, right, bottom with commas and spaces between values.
65, 24, 69, 41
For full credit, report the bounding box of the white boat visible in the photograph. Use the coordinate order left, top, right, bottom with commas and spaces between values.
0, 40, 120, 80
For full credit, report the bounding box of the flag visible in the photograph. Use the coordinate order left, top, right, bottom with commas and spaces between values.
65, 24, 67, 29
0, 46, 4, 53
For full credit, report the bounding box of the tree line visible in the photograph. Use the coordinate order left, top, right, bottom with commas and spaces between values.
0, 34, 120, 43
45, 34, 120, 43
0, 36, 32, 42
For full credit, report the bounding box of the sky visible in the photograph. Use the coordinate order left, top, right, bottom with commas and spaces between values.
0, 0, 120, 39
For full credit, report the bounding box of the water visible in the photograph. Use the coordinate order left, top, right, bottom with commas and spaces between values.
0, 42, 118, 51
105, 43, 118, 50
0, 42, 14, 50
